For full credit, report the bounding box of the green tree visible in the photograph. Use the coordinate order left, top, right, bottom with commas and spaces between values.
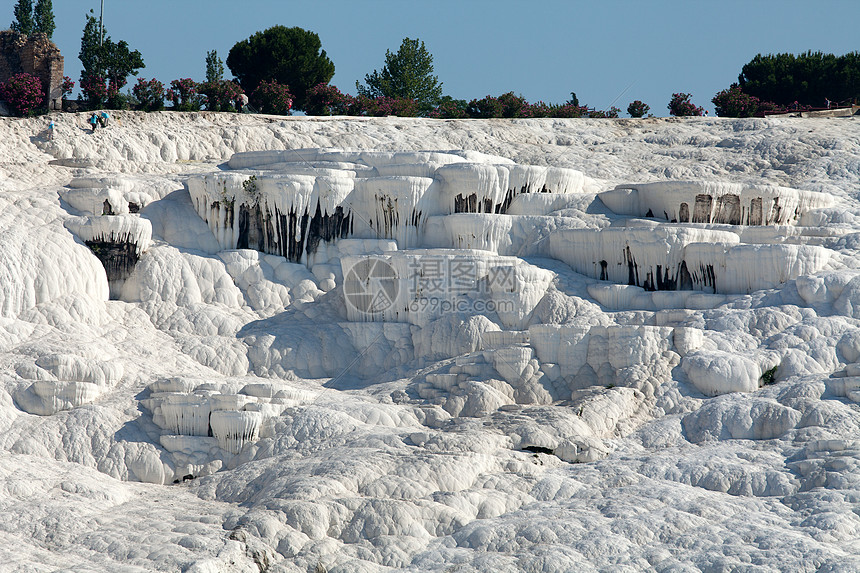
78, 10, 144, 108
227, 26, 334, 110
78, 11, 102, 75
739, 51, 860, 107
205, 50, 225, 83
102, 40, 144, 91
11, 0, 34, 35
356, 37, 442, 111
33, 0, 54, 38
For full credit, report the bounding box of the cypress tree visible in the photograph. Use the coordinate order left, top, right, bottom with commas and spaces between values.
11, 0, 34, 36
34, 0, 55, 39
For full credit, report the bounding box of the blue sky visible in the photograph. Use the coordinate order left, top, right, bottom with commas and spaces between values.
44, 0, 860, 115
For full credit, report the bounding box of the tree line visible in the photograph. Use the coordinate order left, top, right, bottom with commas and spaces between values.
4, 2, 859, 118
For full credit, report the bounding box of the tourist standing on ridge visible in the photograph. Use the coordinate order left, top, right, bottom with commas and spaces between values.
89, 113, 99, 133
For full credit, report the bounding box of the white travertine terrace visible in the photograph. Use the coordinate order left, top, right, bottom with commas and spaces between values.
209, 410, 263, 454
4, 112, 860, 572
64, 214, 153, 255
600, 180, 835, 225
549, 225, 830, 294
187, 149, 595, 265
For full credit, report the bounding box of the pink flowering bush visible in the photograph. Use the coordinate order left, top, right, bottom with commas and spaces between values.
250, 80, 293, 115
497, 92, 531, 117
132, 78, 165, 111
627, 100, 649, 118
466, 95, 504, 118
80, 73, 108, 107
0, 72, 45, 116
305, 83, 351, 116
711, 85, 760, 117
668, 93, 704, 117
342, 94, 414, 117
526, 101, 554, 118
545, 102, 586, 118
61, 76, 75, 100
711, 84, 792, 117
462, 94, 607, 119
352, 95, 419, 117
585, 106, 620, 118
167, 78, 204, 111
428, 97, 468, 119
198, 80, 244, 112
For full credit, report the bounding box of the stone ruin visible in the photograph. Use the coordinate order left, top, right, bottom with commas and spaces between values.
0, 30, 64, 111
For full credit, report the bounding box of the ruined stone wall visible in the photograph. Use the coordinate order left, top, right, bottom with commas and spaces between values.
0, 30, 64, 111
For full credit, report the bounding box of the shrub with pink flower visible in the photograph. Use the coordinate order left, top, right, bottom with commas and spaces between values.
668, 93, 704, 117
61, 76, 75, 100
305, 83, 350, 116
466, 95, 504, 118
167, 78, 204, 111
586, 106, 620, 118
132, 78, 165, 111
428, 97, 467, 119
198, 80, 244, 112
0, 72, 45, 116
496, 92, 532, 118
711, 84, 791, 117
711, 85, 760, 117
250, 80, 293, 116
80, 73, 108, 108
547, 102, 586, 118
627, 100, 650, 118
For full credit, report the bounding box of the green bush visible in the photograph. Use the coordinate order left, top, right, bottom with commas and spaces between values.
760, 366, 778, 386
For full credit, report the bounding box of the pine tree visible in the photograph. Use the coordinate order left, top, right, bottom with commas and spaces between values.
33, 0, 54, 39
227, 26, 334, 110
356, 38, 443, 111
11, 0, 34, 36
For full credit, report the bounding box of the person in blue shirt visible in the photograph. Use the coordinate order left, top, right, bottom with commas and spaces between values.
99, 111, 110, 127
89, 113, 99, 132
